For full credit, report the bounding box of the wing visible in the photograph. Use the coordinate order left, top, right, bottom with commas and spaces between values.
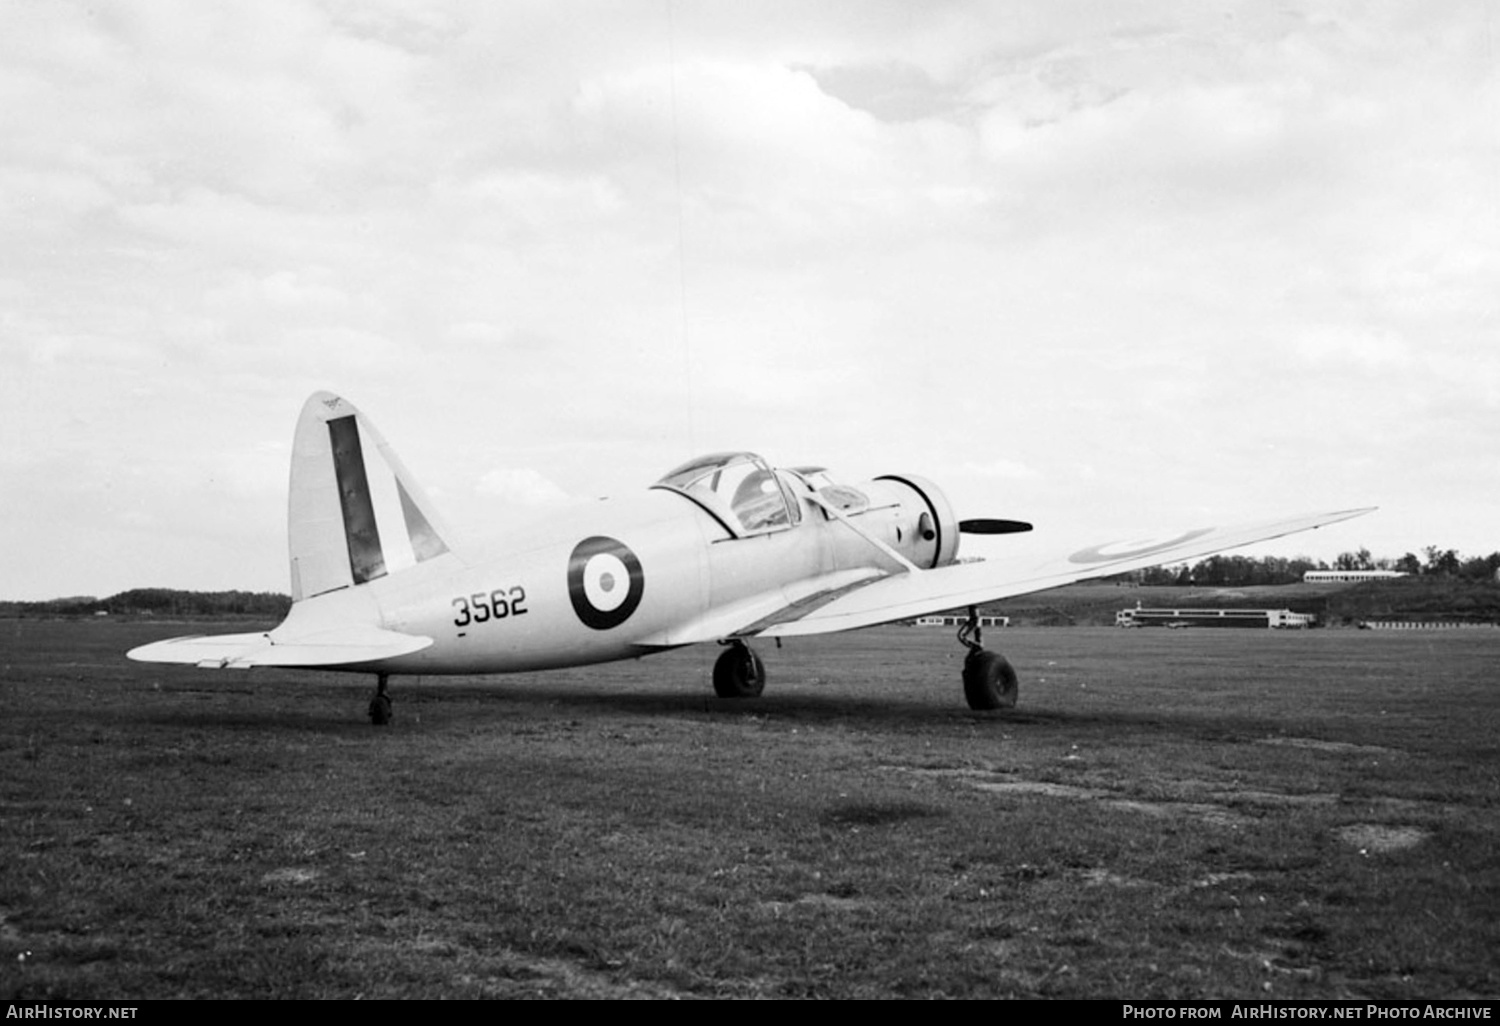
636, 567, 886, 647
127, 624, 432, 669
757, 507, 1375, 638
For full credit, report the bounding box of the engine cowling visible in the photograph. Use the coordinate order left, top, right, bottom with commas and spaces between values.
866, 474, 961, 569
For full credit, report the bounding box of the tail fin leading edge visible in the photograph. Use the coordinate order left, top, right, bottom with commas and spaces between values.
289, 392, 453, 601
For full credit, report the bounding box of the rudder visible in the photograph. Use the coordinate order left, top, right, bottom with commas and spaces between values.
288, 392, 454, 601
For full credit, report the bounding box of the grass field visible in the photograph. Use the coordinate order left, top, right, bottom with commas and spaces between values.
3, 619, 1497, 999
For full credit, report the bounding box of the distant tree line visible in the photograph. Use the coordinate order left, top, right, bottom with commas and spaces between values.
0, 589, 292, 618
6, 547, 1497, 616
1134, 547, 1500, 587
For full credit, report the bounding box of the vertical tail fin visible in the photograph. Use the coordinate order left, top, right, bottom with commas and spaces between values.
288, 392, 454, 601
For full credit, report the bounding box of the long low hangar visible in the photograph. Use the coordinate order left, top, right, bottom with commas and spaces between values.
1115, 607, 1315, 629
914, 614, 1010, 627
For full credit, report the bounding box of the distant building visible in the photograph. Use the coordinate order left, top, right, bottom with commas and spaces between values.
1302, 570, 1408, 583
1116, 607, 1314, 629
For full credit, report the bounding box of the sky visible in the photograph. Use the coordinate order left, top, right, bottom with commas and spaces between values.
2, 0, 1496, 600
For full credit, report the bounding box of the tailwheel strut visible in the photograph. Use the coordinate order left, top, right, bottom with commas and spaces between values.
958, 605, 1019, 711
368, 673, 393, 725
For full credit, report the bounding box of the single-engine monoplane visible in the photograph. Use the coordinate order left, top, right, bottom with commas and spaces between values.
129, 393, 1372, 722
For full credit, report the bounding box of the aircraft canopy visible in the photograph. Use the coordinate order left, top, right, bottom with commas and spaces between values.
653, 452, 803, 535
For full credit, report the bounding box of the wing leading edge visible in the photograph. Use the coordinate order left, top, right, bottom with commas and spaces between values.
757, 507, 1376, 638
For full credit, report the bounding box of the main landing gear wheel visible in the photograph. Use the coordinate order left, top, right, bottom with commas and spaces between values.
957, 606, 1020, 711
962, 649, 1019, 710
368, 673, 393, 726
713, 641, 766, 699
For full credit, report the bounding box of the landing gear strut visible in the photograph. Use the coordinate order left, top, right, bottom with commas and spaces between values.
713, 640, 766, 698
368, 673, 393, 725
958, 606, 1018, 711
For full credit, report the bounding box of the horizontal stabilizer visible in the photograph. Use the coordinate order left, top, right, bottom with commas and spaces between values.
127, 625, 432, 670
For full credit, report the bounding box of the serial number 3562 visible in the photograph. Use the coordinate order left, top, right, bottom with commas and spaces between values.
452, 587, 528, 627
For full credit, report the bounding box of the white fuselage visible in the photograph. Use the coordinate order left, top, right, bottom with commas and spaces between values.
283, 477, 950, 675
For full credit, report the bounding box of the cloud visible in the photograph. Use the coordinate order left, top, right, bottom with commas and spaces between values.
950, 459, 1042, 481
1283, 326, 1413, 372
1, 1, 1496, 596
475, 467, 571, 508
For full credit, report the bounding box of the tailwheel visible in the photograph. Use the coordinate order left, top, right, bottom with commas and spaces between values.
957, 605, 1019, 711
713, 641, 766, 699
368, 673, 393, 725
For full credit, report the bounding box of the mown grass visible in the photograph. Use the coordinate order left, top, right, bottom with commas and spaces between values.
2, 619, 1497, 998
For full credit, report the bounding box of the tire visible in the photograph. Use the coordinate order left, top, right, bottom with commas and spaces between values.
713, 644, 766, 698
963, 649, 1019, 711
368, 692, 393, 726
